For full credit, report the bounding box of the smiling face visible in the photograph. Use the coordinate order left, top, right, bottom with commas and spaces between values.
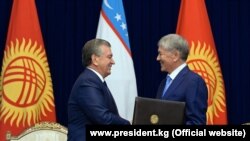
156, 34, 189, 74
156, 47, 177, 74
92, 44, 115, 78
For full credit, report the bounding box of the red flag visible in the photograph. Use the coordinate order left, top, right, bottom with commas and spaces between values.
0, 0, 56, 140
176, 0, 227, 124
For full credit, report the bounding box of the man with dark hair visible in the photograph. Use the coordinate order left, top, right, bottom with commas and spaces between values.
68, 39, 130, 141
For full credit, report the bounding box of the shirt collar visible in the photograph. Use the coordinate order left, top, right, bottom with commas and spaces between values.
87, 67, 105, 82
168, 63, 187, 80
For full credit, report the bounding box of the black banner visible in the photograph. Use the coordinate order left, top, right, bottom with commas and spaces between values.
86, 125, 250, 140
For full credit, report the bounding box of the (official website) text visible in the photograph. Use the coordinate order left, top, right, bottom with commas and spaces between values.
89, 128, 245, 139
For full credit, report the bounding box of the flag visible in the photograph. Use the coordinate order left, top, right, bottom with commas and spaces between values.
176, 0, 227, 124
0, 0, 56, 140
96, 0, 138, 121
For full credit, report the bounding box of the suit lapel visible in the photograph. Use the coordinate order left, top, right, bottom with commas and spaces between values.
86, 68, 119, 114
163, 66, 190, 98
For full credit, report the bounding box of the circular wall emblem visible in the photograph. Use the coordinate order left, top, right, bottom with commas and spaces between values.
0, 38, 54, 127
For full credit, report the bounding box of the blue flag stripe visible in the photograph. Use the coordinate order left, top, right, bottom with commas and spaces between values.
101, 10, 131, 56
102, 0, 131, 51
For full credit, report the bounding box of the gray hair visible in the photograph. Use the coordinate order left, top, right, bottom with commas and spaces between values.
82, 38, 111, 67
158, 34, 189, 61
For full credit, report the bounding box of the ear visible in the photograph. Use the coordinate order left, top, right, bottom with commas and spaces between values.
172, 50, 180, 62
91, 54, 99, 66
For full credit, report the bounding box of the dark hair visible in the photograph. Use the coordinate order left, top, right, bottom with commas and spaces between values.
82, 38, 111, 67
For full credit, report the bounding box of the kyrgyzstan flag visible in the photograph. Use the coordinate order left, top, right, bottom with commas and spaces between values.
0, 0, 56, 140
176, 0, 227, 125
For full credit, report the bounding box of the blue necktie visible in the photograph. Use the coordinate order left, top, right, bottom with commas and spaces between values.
162, 75, 172, 97
103, 81, 112, 94
103, 81, 119, 113
103, 81, 108, 87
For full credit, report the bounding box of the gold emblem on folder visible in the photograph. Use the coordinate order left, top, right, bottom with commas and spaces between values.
150, 114, 159, 124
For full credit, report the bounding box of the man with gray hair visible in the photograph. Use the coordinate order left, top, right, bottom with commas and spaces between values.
156, 34, 208, 125
68, 39, 130, 141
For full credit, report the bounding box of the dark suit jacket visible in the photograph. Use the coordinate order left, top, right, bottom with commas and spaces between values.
67, 68, 130, 141
156, 66, 208, 125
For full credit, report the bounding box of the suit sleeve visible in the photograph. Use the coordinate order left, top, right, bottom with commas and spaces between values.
185, 77, 208, 125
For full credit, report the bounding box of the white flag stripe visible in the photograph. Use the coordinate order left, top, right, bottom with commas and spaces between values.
96, 0, 137, 121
